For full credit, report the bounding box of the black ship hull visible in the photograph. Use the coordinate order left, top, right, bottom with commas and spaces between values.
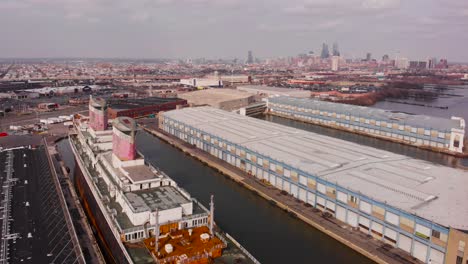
73, 157, 131, 264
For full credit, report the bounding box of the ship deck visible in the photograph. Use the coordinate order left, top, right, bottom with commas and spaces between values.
71, 127, 259, 264
126, 186, 191, 213
144, 226, 225, 263
101, 152, 160, 183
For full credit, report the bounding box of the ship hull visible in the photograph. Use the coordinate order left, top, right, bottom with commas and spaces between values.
70, 139, 132, 264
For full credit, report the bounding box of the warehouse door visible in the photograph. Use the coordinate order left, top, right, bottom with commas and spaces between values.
371, 222, 383, 239
429, 248, 445, 264
398, 234, 412, 254
316, 196, 325, 211
336, 205, 346, 223
358, 216, 370, 234
299, 188, 307, 202
290, 184, 298, 198
413, 241, 428, 263
269, 175, 276, 186
347, 211, 358, 227
383, 228, 397, 246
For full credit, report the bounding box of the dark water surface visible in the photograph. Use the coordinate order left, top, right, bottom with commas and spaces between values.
374, 85, 468, 123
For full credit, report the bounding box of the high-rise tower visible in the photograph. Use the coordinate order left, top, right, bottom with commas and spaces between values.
320, 43, 330, 59
247, 51, 254, 64
332, 42, 340, 56
331, 56, 340, 71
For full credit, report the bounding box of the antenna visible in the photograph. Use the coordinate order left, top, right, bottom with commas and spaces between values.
209, 194, 214, 235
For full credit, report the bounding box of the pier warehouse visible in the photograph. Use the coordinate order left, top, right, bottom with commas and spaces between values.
267, 96, 465, 154
160, 107, 468, 264
107, 97, 187, 119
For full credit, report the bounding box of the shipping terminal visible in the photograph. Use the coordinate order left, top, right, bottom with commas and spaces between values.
68, 96, 258, 264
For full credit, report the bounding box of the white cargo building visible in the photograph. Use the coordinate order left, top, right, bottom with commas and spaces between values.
160, 106, 468, 264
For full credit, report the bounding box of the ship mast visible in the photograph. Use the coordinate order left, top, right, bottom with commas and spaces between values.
154, 209, 159, 255
209, 195, 214, 235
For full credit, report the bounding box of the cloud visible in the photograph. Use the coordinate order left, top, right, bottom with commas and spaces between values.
316, 19, 345, 30
461, 9, 468, 17
0, 1, 29, 9
361, 0, 400, 10
284, 0, 400, 16
417, 17, 442, 25
0, 0, 466, 61
257, 18, 344, 33
129, 12, 151, 23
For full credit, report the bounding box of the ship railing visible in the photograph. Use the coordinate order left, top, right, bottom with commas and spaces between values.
112, 217, 124, 233
214, 231, 228, 245
121, 225, 145, 235
121, 212, 208, 236
192, 198, 209, 212
158, 252, 212, 264
177, 187, 192, 200
225, 233, 261, 264
96, 159, 123, 192
182, 212, 208, 221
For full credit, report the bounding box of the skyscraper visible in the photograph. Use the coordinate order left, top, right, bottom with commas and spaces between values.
331, 56, 340, 71
320, 43, 330, 59
437, 59, 448, 69
395, 57, 409, 69
427, 57, 437, 69
332, 42, 340, 56
382, 54, 390, 62
247, 51, 254, 64
366, 52, 372, 61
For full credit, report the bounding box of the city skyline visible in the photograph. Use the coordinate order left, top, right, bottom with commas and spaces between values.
0, 0, 467, 61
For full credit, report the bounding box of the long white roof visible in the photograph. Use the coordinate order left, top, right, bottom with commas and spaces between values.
268, 96, 463, 131
163, 106, 468, 230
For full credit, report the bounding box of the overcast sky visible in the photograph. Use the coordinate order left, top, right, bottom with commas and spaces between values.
1, 0, 467, 61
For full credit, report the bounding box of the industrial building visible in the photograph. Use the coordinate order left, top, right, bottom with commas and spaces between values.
237, 85, 311, 98
267, 96, 465, 154
180, 78, 223, 88
0, 140, 84, 263
160, 106, 468, 264
107, 97, 186, 119
178, 89, 256, 111
20, 85, 97, 96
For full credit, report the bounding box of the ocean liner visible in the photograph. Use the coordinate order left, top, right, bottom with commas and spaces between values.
69, 96, 250, 264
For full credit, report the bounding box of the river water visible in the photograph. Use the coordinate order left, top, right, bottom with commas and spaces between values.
374, 85, 468, 123
57, 136, 374, 264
